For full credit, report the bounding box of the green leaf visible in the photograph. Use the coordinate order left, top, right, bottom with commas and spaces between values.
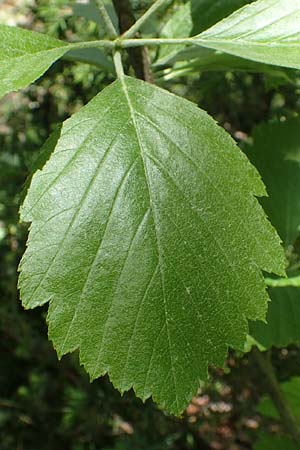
245, 119, 300, 247
0, 25, 115, 97
257, 377, 300, 423
254, 433, 299, 450
195, 0, 300, 70
246, 119, 300, 349
0, 25, 72, 98
250, 286, 300, 348
73, 1, 104, 28
19, 76, 284, 415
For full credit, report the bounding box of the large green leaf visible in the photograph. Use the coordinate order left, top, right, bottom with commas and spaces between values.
0, 25, 70, 98
195, 0, 300, 70
19, 76, 284, 415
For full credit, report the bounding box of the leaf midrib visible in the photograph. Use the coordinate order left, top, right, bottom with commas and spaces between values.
119, 76, 180, 411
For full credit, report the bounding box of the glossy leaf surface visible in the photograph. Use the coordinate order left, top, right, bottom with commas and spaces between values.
19, 76, 284, 414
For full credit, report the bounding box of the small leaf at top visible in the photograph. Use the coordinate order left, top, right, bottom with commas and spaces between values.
194, 0, 300, 70
19, 76, 285, 415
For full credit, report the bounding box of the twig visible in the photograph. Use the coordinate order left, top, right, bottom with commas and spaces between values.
113, 50, 125, 78
68, 38, 194, 52
122, 0, 172, 39
120, 37, 193, 47
112, 0, 153, 81
96, 0, 118, 38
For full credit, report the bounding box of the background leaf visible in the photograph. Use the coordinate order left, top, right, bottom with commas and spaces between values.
245, 119, 300, 247
155, 47, 292, 82
19, 76, 284, 415
72, 0, 104, 28
156, 2, 193, 66
72, 0, 119, 33
190, 0, 252, 35
250, 286, 300, 348
245, 118, 300, 292
246, 119, 300, 348
254, 432, 299, 450
64, 48, 114, 72
257, 377, 300, 423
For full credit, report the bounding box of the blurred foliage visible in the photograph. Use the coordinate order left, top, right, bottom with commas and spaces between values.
254, 433, 299, 450
257, 377, 300, 423
1, 1, 300, 449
